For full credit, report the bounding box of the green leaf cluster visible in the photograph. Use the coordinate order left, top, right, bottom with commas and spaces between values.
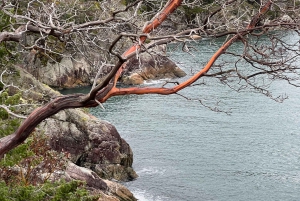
0, 92, 21, 106
0, 90, 21, 117
0, 138, 33, 167
182, 5, 208, 22
0, 88, 22, 137
0, 132, 100, 201
0, 11, 10, 30
0, 118, 21, 138
0, 10, 19, 66
0, 180, 99, 201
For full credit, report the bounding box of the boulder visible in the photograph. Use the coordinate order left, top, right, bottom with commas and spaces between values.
39, 109, 138, 181
24, 38, 185, 87
66, 162, 108, 190
65, 162, 137, 201
29, 54, 99, 88
281, 14, 293, 22
103, 179, 137, 201
121, 52, 186, 85
121, 73, 144, 85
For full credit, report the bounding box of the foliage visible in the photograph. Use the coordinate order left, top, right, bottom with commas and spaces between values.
0, 67, 99, 200
0, 84, 94, 200
0, 180, 99, 201
181, 5, 208, 23
0, 132, 64, 184
0, 10, 19, 66
0, 43, 19, 67
0, 11, 10, 31
0, 118, 21, 138
0, 132, 99, 200
0, 138, 33, 167
0, 89, 22, 137
124, 0, 169, 14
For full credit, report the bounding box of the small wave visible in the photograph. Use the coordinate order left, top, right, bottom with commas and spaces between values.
143, 79, 171, 86
137, 167, 166, 176
131, 189, 167, 201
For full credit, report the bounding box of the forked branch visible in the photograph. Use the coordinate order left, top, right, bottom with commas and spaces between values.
99, 1, 273, 102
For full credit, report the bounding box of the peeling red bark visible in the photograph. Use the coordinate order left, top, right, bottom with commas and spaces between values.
113, 0, 184, 84
100, 0, 272, 102
0, 0, 184, 157
0, 0, 272, 157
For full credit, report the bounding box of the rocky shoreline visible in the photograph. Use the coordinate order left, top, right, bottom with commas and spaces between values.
3, 37, 185, 200
2, 1, 295, 199
39, 53, 185, 200
24, 44, 186, 89
11, 66, 139, 200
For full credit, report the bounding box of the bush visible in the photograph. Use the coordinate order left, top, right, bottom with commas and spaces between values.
0, 90, 99, 200
0, 180, 99, 201
0, 133, 100, 200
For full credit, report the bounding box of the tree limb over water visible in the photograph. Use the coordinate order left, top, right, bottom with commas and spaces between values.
0, 0, 299, 157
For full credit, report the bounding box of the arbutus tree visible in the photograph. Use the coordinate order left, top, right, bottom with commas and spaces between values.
0, 0, 299, 158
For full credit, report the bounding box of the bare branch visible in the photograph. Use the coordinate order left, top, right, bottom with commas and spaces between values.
0, 105, 27, 119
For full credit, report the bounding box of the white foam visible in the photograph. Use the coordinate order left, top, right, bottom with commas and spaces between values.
143, 79, 171, 86
137, 167, 166, 176
131, 189, 167, 201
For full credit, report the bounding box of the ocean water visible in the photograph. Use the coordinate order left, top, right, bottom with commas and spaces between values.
69, 32, 300, 200
91, 86, 300, 201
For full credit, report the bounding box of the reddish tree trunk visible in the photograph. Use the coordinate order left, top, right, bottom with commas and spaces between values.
0, 0, 184, 157
0, 0, 272, 157
101, 1, 272, 101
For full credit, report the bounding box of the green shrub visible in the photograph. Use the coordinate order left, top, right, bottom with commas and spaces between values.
0, 132, 100, 200
0, 89, 22, 136
0, 180, 99, 201
0, 118, 21, 137
0, 139, 33, 167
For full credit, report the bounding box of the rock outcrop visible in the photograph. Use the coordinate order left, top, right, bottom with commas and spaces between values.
65, 162, 137, 201
121, 52, 186, 85
27, 50, 186, 87
39, 108, 137, 182
25, 53, 100, 88
11, 66, 137, 200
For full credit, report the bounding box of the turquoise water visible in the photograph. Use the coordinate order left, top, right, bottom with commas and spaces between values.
65, 33, 300, 200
